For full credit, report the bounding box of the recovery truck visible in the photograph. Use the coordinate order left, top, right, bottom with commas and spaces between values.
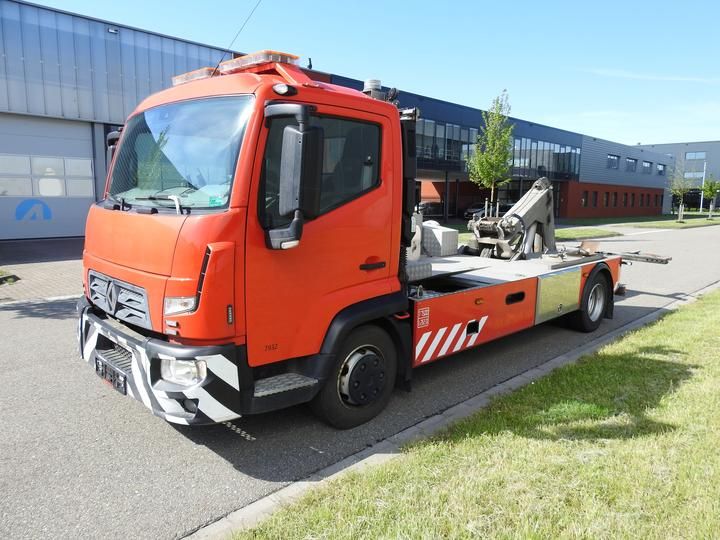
77, 51, 667, 429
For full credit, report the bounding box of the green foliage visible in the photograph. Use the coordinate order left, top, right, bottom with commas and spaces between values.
668, 159, 692, 200
467, 90, 514, 202
702, 177, 719, 202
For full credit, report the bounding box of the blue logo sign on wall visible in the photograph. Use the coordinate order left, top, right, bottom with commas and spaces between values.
15, 199, 52, 221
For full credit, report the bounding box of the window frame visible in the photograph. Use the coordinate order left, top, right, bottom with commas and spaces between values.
258, 112, 384, 229
625, 157, 637, 172
606, 153, 620, 169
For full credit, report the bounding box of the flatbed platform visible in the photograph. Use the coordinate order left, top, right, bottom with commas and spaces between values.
415, 252, 606, 285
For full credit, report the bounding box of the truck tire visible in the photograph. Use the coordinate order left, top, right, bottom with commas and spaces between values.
311, 325, 397, 429
567, 272, 610, 332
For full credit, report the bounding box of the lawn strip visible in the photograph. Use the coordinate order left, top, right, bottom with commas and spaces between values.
236, 290, 720, 539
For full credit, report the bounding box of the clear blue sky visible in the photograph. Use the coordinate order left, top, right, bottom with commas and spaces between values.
31, 0, 720, 145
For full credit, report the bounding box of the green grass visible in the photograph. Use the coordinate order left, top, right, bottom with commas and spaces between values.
0, 269, 18, 285
631, 218, 720, 229
236, 290, 720, 539
559, 213, 720, 228
555, 227, 622, 241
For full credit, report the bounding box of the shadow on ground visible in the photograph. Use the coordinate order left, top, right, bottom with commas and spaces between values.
443, 344, 693, 443
171, 304, 679, 482
0, 237, 84, 264
0, 298, 78, 320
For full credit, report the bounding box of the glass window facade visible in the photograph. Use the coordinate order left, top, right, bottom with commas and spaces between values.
607, 154, 620, 169
415, 118, 470, 172
413, 119, 580, 184
642, 161, 652, 174
626, 158, 637, 172
657, 163, 666, 175
511, 136, 580, 182
685, 151, 706, 160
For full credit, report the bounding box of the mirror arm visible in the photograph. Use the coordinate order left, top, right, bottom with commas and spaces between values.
265, 210, 304, 250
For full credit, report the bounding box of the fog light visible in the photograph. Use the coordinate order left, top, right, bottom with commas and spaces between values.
160, 358, 207, 386
183, 399, 198, 413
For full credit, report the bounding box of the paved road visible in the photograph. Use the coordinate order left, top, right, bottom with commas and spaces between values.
2, 226, 719, 539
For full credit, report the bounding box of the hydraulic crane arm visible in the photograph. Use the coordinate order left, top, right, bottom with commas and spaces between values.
467, 177, 557, 260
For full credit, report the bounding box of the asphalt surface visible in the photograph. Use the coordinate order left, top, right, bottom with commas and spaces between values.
2, 226, 719, 539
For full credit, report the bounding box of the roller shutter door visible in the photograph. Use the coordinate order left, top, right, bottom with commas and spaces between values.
0, 114, 95, 239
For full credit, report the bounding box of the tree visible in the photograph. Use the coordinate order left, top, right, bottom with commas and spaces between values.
701, 176, 720, 218
669, 160, 692, 221
468, 90, 514, 204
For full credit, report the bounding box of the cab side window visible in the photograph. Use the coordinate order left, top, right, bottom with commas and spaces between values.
260, 115, 381, 228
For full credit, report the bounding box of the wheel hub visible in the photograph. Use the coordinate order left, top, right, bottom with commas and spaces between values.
588, 282, 606, 322
339, 346, 386, 406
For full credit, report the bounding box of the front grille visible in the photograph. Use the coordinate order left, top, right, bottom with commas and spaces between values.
88, 270, 151, 330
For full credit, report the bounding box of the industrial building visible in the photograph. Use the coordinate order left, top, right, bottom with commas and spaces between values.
0, 0, 674, 240
637, 140, 720, 208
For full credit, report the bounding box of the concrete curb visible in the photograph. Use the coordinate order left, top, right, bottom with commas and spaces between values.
185, 279, 720, 539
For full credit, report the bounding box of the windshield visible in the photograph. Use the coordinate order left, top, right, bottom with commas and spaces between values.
109, 95, 254, 210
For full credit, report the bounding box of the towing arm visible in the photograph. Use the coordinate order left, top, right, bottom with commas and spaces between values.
467, 177, 556, 260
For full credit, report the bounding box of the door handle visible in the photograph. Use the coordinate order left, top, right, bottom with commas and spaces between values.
359, 261, 386, 271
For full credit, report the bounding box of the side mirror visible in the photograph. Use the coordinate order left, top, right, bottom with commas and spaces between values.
278, 125, 323, 219
264, 103, 323, 250
106, 128, 123, 170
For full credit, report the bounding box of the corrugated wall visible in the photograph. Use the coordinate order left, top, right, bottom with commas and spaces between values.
579, 135, 673, 189
0, 0, 227, 124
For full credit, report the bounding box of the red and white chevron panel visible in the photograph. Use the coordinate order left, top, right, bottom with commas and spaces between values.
414, 316, 489, 365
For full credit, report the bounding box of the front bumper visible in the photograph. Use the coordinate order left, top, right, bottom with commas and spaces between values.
77, 297, 243, 425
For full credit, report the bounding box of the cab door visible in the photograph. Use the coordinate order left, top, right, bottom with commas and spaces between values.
244, 104, 399, 366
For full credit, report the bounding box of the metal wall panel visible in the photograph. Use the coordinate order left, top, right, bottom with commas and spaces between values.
72, 16, 94, 120
120, 27, 137, 118
20, 4, 45, 115
638, 141, 720, 185
57, 12, 80, 119
0, 3, 9, 111
2, 1, 26, 112
579, 136, 673, 189
39, 8, 62, 117
0, 0, 230, 124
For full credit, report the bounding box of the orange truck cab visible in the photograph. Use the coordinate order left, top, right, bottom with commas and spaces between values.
77, 51, 621, 429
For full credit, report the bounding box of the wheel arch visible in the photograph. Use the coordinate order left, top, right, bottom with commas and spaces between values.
320, 292, 413, 387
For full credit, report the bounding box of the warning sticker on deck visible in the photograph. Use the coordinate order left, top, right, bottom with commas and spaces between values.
417, 307, 430, 328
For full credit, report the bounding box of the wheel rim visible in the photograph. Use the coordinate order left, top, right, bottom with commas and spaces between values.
587, 282, 606, 322
338, 345, 386, 407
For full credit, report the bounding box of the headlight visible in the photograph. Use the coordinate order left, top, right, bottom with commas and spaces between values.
164, 296, 197, 315
160, 358, 207, 386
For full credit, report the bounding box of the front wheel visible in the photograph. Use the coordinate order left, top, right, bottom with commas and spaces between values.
311, 325, 397, 429
567, 272, 610, 332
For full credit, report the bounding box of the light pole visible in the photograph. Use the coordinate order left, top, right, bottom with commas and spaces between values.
700, 160, 707, 211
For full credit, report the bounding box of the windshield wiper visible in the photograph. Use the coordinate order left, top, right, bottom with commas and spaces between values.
134, 195, 189, 215
104, 194, 131, 211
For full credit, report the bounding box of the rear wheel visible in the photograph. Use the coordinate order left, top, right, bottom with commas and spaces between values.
567, 272, 610, 332
311, 325, 397, 429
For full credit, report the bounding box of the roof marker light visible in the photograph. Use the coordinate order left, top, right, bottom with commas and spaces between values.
218, 50, 299, 75
172, 67, 217, 86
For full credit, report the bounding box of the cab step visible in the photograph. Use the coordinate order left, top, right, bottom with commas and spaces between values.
253, 373, 318, 398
